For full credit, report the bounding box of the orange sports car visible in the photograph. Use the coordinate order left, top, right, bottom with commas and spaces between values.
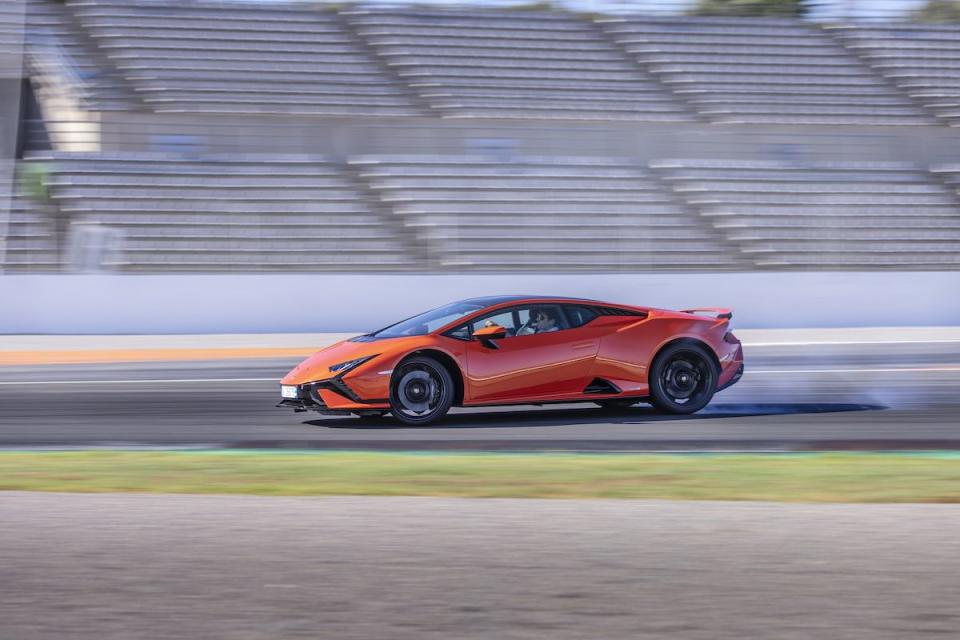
278, 295, 744, 425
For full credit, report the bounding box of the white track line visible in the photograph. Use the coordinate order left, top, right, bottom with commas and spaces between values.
1, 367, 960, 385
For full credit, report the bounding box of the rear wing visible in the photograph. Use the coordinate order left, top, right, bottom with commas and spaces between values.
681, 307, 733, 321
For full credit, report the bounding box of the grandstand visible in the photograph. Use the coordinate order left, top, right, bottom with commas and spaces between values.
656, 160, 960, 267
354, 155, 736, 269
1, 174, 59, 272
24, 0, 138, 110
28, 154, 413, 271
15, 1, 960, 128
68, 0, 421, 117
599, 16, 933, 126
827, 24, 960, 127
4, 0, 960, 273
930, 164, 960, 194
345, 8, 694, 121
1, 0, 26, 79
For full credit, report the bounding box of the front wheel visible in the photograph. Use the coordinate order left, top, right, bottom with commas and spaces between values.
648, 343, 718, 415
389, 356, 454, 426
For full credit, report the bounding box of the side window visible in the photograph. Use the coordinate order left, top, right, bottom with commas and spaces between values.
449, 304, 580, 340
445, 324, 471, 341
471, 309, 521, 336
446, 308, 522, 340
564, 305, 598, 328
515, 305, 569, 336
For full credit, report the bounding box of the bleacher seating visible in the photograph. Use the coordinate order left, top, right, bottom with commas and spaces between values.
15, 1, 960, 127
346, 9, 694, 121
0, 162, 61, 272
656, 160, 960, 267
930, 164, 960, 197
8, 153, 960, 272
827, 24, 960, 126
37, 154, 412, 271
5, 197, 61, 272
69, 0, 421, 116
600, 17, 932, 126
5, 2, 960, 273
354, 155, 735, 270
1, 0, 26, 79
24, 0, 138, 109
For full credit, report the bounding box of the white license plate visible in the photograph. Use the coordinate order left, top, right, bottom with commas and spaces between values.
281, 385, 299, 399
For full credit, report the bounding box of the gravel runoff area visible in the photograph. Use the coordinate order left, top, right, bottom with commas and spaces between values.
3, 493, 959, 640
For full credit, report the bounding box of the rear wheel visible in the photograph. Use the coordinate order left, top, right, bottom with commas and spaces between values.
648, 342, 718, 415
389, 356, 454, 426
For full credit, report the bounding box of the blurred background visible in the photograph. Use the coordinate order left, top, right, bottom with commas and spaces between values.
3, 6, 960, 637
2, 0, 960, 332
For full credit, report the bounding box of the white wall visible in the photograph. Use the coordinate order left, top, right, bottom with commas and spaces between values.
3, 272, 958, 334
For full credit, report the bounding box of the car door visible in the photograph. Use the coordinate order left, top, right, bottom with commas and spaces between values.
461, 304, 599, 403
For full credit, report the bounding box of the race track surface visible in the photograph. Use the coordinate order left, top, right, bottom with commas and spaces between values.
4, 493, 960, 640
1, 341, 958, 450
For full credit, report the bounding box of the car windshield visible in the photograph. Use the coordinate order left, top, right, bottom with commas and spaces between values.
371, 301, 487, 338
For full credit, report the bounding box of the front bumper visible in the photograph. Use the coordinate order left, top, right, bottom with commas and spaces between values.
276, 378, 387, 413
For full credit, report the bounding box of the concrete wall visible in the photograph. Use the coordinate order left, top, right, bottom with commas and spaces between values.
3, 272, 958, 334
94, 113, 960, 166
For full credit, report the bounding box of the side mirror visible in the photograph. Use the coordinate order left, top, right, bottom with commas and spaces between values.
473, 324, 507, 348
473, 324, 507, 341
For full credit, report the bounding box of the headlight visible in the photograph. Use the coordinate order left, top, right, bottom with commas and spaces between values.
329, 355, 377, 375
280, 385, 299, 399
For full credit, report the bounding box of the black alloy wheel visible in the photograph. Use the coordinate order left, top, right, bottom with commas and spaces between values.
648, 342, 718, 415
389, 356, 454, 426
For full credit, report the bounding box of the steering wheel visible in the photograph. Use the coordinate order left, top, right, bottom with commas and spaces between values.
516, 319, 537, 336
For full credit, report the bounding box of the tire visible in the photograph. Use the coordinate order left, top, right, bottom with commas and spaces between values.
389, 356, 455, 426
594, 399, 640, 410
648, 342, 718, 415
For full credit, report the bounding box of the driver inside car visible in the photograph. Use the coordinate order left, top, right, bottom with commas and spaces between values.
533, 308, 559, 333
517, 307, 560, 335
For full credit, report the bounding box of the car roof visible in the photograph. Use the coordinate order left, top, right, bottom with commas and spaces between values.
426, 295, 649, 336
459, 295, 603, 307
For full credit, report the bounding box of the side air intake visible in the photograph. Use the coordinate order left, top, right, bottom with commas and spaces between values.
584, 378, 622, 395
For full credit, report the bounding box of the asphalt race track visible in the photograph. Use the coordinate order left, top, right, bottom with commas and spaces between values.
1, 341, 959, 450
5, 494, 960, 640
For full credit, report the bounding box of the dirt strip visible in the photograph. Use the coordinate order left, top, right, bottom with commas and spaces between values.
3, 493, 960, 640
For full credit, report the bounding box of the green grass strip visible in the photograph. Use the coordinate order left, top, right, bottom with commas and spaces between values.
1, 451, 959, 502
